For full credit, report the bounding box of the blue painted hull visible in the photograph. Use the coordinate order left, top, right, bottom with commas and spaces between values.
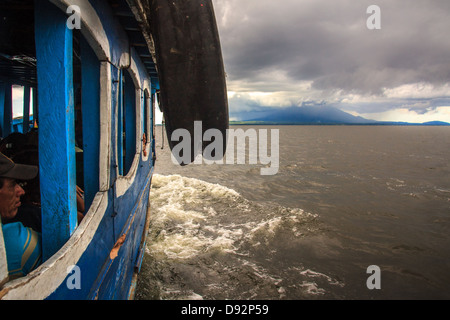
47, 166, 153, 300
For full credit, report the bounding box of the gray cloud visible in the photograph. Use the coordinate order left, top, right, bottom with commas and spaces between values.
213, 0, 450, 118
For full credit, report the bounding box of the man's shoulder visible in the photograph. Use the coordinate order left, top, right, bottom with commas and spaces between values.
2, 222, 32, 251
2, 221, 26, 238
2, 222, 42, 277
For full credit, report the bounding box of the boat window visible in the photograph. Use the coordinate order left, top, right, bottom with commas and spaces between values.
1, 6, 38, 210
0, 85, 37, 141
117, 69, 137, 176
121, 70, 137, 175
0, 0, 41, 280
10, 85, 34, 134
0, 1, 102, 264
150, 86, 159, 163
78, 32, 101, 211
143, 89, 149, 154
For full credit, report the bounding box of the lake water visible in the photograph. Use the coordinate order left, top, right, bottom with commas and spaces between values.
136, 125, 450, 300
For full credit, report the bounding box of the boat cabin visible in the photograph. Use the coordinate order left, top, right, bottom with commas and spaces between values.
0, 0, 158, 299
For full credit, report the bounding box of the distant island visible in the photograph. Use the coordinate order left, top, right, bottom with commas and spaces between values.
229, 106, 450, 126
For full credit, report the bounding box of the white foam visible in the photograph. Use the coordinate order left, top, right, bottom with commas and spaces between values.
152, 174, 240, 199
185, 292, 204, 300
144, 174, 345, 299
147, 174, 318, 263
300, 269, 345, 287
147, 175, 245, 260
299, 281, 326, 296
159, 288, 204, 300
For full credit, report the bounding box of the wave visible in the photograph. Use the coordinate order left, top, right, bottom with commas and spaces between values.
141, 174, 341, 300
147, 174, 318, 260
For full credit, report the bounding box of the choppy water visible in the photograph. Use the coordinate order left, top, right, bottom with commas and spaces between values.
136, 125, 450, 300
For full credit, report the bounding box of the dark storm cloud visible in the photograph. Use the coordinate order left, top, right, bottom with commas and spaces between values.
212, 0, 450, 117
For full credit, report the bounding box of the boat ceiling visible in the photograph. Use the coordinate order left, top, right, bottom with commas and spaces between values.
0, 0, 36, 87
108, 0, 158, 83
0, 0, 158, 87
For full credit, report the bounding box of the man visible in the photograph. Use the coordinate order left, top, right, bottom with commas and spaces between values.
0, 152, 41, 278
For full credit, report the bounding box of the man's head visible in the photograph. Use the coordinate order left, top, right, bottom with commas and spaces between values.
0, 152, 38, 220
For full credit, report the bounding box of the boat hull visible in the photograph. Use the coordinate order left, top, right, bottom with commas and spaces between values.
48, 167, 154, 300
1, 156, 153, 300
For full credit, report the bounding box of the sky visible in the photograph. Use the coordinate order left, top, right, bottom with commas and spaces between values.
211, 0, 450, 123
12, 1, 450, 124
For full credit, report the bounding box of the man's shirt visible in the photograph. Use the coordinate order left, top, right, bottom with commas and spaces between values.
2, 221, 42, 278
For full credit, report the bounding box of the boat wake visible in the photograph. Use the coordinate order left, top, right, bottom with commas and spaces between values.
136, 174, 344, 300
